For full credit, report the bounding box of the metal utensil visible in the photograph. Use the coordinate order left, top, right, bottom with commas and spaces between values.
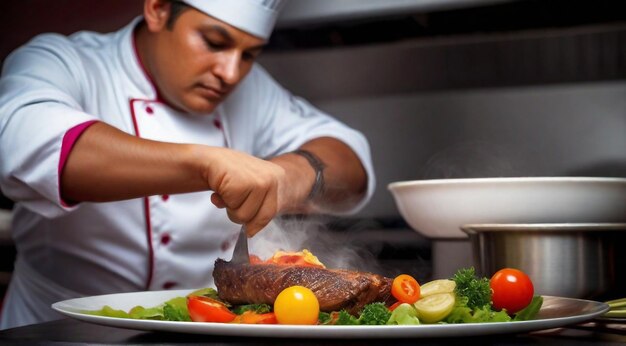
230, 225, 250, 264
462, 223, 626, 300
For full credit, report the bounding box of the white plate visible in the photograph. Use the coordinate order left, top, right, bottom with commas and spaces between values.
388, 177, 626, 239
52, 290, 609, 338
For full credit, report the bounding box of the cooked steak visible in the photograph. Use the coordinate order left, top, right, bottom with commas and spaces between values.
213, 258, 395, 315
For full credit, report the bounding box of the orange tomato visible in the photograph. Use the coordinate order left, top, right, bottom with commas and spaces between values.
187, 296, 236, 323
391, 274, 421, 304
232, 311, 278, 324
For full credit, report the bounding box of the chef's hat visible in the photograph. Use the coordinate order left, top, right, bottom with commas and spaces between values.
182, 0, 285, 40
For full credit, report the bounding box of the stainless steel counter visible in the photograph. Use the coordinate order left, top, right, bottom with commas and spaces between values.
1, 317, 625, 345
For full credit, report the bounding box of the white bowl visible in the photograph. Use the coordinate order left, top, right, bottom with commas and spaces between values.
388, 177, 626, 239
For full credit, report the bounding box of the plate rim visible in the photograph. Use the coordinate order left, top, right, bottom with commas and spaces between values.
51, 291, 610, 339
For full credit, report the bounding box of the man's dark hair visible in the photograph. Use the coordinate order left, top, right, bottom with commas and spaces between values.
165, 0, 191, 30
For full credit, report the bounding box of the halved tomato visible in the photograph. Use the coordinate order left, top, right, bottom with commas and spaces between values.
391, 274, 421, 304
187, 295, 236, 323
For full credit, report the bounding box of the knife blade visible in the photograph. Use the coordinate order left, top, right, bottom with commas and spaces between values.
230, 225, 250, 264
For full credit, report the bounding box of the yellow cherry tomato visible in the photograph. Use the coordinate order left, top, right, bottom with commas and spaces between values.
273, 286, 320, 325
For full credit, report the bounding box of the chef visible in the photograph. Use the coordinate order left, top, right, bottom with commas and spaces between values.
0, 0, 375, 329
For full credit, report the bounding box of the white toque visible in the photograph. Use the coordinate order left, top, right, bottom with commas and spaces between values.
182, 0, 285, 40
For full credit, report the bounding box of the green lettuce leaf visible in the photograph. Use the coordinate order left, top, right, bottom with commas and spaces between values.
444, 300, 511, 324
513, 296, 543, 321
387, 303, 420, 325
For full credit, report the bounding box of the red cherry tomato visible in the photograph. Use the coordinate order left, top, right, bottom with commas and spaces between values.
490, 268, 534, 314
388, 301, 403, 311
391, 274, 421, 304
187, 295, 236, 323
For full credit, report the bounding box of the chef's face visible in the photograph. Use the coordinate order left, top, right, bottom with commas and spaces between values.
142, 1, 266, 114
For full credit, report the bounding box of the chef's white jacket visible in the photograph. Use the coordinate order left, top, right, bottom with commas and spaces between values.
0, 18, 375, 329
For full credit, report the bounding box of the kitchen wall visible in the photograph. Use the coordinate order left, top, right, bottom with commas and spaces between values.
316, 82, 626, 217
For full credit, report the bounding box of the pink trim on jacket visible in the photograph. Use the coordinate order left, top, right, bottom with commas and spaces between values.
58, 120, 99, 207
129, 97, 155, 290
131, 25, 158, 290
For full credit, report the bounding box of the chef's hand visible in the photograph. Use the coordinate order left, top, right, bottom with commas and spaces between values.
203, 147, 311, 236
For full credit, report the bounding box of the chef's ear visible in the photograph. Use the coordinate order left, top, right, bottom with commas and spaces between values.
143, 0, 171, 32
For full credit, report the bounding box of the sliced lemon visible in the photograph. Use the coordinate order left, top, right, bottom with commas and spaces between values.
419, 279, 456, 297
414, 292, 455, 323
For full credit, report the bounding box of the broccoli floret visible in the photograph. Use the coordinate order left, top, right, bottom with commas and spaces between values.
336, 310, 359, 325
358, 302, 392, 325
452, 267, 491, 309
318, 312, 333, 325
318, 311, 359, 325
444, 301, 510, 324
320, 303, 392, 325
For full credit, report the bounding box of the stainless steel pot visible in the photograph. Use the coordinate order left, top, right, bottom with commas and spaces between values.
462, 223, 626, 300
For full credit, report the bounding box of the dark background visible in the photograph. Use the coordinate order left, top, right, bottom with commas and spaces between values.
2, 0, 625, 63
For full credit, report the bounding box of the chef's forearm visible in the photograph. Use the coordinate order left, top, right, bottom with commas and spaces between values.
61, 125, 367, 217
302, 137, 367, 210
60, 122, 206, 202
274, 137, 367, 213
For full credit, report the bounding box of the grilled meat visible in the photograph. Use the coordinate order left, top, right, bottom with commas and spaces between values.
213, 258, 394, 315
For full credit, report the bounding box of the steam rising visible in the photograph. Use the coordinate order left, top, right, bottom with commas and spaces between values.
249, 217, 384, 273
420, 140, 523, 179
